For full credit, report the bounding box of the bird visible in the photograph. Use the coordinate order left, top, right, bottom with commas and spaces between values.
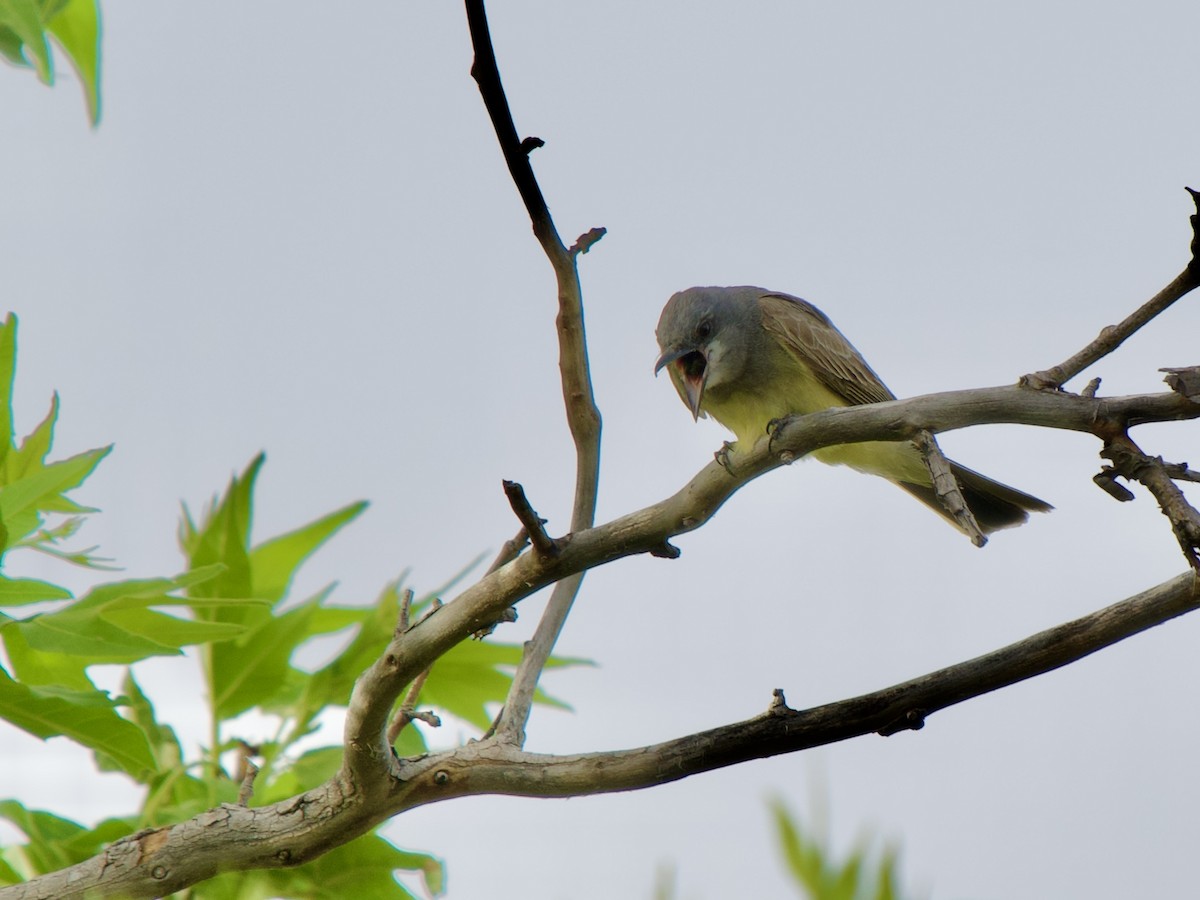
654, 285, 1051, 534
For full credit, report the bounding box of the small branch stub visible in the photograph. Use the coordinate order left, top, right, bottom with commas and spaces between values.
236, 761, 259, 807
1162, 366, 1200, 403
502, 480, 558, 557
768, 689, 794, 715
569, 226, 606, 256
914, 430, 986, 547
1101, 435, 1200, 570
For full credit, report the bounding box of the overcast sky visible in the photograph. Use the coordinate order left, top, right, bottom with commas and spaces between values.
5, 2, 1200, 898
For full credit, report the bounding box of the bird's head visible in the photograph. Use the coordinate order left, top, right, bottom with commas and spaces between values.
654, 286, 760, 419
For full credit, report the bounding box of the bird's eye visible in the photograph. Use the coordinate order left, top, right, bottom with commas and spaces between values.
696, 320, 713, 341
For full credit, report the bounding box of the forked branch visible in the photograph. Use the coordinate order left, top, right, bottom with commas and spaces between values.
1022, 187, 1200, 390
465, 0, 604, 746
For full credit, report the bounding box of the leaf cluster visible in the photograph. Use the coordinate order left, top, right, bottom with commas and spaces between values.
0, 0, 100, 123
770, 797, 919, 900
0, 316, 583, 898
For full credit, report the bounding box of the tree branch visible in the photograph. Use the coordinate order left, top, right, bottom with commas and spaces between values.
1022, 187, 1200, 390
17, 571, 1194, 899
914, 429, 985, 546
338, 384, 1200, 781
465, 0, 604, 747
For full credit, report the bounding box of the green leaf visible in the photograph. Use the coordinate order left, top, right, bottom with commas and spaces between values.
210, 595, 322, 719
6, 394, 56, 479
122, 669, 183, 777
0, 568, 244, 683
303, 833, 443, 899
0, 0, 50, 81
300, 580, 404, 716
0, 314, 17, 473
770, 796, 919, 900
0, 802, 135, 878
180, 454, 263, 605
0, 575, 71, 606
0, 800, 86, 874
249, 500, 367, 604
0, 444, 110, 554
0, 852, 24, 886
258, 746, 343, 803
0, 666, 155, 779
0, 620, 92, 688
44, 0, 99, 125
424, 637, 589, 731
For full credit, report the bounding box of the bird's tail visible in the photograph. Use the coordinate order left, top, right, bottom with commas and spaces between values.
897, 462, 1053, 534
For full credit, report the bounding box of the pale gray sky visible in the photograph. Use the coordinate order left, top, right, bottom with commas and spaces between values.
4, 2, 1200, 898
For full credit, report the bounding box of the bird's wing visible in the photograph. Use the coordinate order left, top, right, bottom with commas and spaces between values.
758, 292, 896, 406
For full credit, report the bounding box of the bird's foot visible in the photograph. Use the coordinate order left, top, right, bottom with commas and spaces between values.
714, 441, 737, 473
766, 415, 794, 455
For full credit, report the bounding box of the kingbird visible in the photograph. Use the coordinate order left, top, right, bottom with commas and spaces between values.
655, 285, 1051, 533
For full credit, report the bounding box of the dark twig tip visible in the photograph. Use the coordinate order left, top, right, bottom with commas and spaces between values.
520, 136, 545, 154
502, 480, 558, 556
1094, 468, 1136, 502
1185, 186, 1200, 277
650, 541, 681, 559
569, 226, 606, 256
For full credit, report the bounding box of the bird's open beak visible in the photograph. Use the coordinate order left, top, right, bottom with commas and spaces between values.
655, 347, 707, 420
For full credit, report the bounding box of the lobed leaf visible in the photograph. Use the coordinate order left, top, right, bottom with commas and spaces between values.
0, 666, 155, 778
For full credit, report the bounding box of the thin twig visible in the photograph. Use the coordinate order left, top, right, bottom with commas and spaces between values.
395, 587, 415, 638
1100, 433, 1200, 570
23, 570, 1200, 898
232, 740, 260, 807
1021, 188, 1200, 390
471, 528, 529, 638
236, 761, 259, 807
501, 480, 557, 556
488, 527, 529, 574
1162, 366, 1200, 403
341, 383, 1200, 784
387, 667, 440, 744
914, 430, 985, 547
466, 0, 603, 747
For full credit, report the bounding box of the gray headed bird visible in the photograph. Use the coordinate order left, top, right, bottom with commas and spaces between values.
655, 286, 1051, 533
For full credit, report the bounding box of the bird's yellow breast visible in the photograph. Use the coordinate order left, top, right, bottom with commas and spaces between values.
701, 354, 930, 484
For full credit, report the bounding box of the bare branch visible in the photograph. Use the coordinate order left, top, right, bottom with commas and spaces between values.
913, 429, 985, 547
414, 573, 1200, 801
235, 761, 259, 808
339, 384, 1200, 763
1162, 365, 1200, 403
570, 227, 607, 255
1022, 188, 1200, 390
1100, 433, 1200, 570
465, 0, 603, 746
388, 667, 439, 744
501, 480, 557, 557
488, 528, 529, 574
19, 572, 1195, 899
471, 530, 529, 639
395, 587, 415, 638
